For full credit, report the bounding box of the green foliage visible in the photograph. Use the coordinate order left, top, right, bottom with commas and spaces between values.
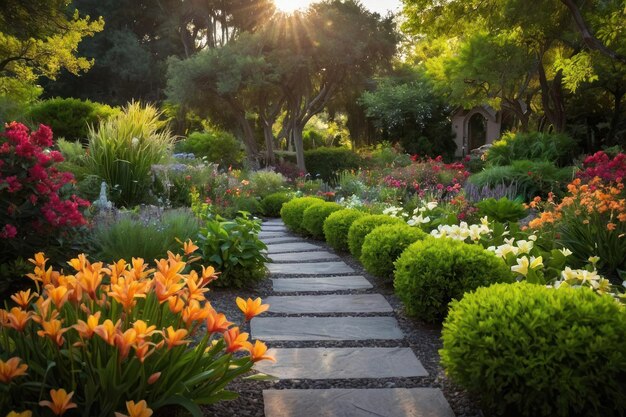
197, 213, 268, 288
360, 224, 427, 281
441, 282, 626, 417
94, 209, 200, 262
280, 197, 325, 234
260, 192, 292, 217
304, 147, 362, 185
233, 196, 262, 215
394, 238, 513, 322
476, 197, 528, 223
348, 214, 404, 258
486, 131, 578, 167
323, 209, 368, 252
28, 97, 118, 142
248, 170, 287, 197
178, 130, 244, 168
302, 202, 343, 240
86, 102, 175, 207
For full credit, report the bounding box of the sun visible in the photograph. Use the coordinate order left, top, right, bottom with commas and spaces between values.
273, 0, 313, 13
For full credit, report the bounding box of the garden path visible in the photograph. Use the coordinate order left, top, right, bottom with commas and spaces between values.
253, 219, 456, 417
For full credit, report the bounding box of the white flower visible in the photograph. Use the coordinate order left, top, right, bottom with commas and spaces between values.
493, 243, 518, 259
480, 216, 490, 226
588, 256, 600, 265
408, 214, 430, 226
426, 201, 438, 211
528, 234, 538, 242
559, 248, 573, 257
516, 240, 534, 254
561, 267, 578, 281
511, 256, 530, 276
131, 137, 140, 147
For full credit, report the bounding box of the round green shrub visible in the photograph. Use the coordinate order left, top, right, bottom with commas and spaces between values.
302, 202, 343, 240
323, 209, 367, 252
261, 192, 292, 217
178, 129, 244, 168
441, 282, 626, 417
360, 224, 427, 281
280, 196, 324, 234
394, 238, 512, 322
233, 196, 262, 215
347, 214, 404, 258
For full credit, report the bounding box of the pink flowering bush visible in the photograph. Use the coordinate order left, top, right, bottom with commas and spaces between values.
0, 122, 89, 290
576, 151, 626, 184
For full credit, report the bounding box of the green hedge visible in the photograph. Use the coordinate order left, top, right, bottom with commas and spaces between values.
394, 238, 512, 322
280, 196, 324, 234
302, 202, 343, 240
360, 224, 427, 281
305, 147, 361, 185
177, 130, 244, 168
441, 282, 626, 417
347, 214, 404, 259
261, 192, 292, 217
323, 209, 367, 252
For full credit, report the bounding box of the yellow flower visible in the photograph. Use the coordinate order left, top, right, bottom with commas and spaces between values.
236, 297, 269, 321
6, 412, 32, 417
73, 312, 101, 339
39, 389, 77, 415
511, 256, 530, 276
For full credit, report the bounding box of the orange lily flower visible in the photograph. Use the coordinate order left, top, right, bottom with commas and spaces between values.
73, 312, 101, 339
67, 253, 89, 272
28, 252, 48, 269
0, 357, 28, 383
154, 277, 185, 304
6, 307, 31, 331
10, 289, 37, 309
58, 275, 83, 304
163, 326, 190, 349
114, 400, 153, 417
205, 310, 232, 334
108, 259, 128, 284
223, 327, 249, 353
167, 295, 185, 314
39, 389, 77, 415
200, 265, 218, 286
182, 300, 212, 327
135, 340, 158, 363
6, 411, 32, 417
26, 266, 59, 286
37, 319, 69, 347
78, 262, 106, 299
244, 340, 275, 363
94, 319, 120, 345
185, 271, 210, 301
132, 320, 157, 340
236, 297, 269, 321
32, 297, 57, 324
45, 285, 72, 309
0, 309, 8, 327
114, 328, 138, 360
182, 239, 199, 255
108, 279, 148, 311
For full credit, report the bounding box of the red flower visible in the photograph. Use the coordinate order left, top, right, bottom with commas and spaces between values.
0, 224, 17, 238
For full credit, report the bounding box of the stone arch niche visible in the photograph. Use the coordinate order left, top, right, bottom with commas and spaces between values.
451, 106, 502, 157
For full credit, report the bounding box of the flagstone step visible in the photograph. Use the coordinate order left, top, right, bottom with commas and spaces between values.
270, 251, 339, 262
251, 316, 404, 341
261, 225, 288, 232
272, 276, 372, 292
263, 388, 456, 417
266, 242, 324, 254
261, 236, 306, 245
265, 294, 392, 314
255, 347, 427, 379
259, 232, 289, 238
267, 261, 355, 275
263, 219, 285, 225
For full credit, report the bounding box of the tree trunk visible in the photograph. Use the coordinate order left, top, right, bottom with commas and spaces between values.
537, 58, 567, 132
262, 122, 275, 166
607, 89, 624, 146
235, 114, 259, 166
292, 123, 306, 172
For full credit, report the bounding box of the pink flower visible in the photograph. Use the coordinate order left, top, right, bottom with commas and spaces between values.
0, 224, 17, 238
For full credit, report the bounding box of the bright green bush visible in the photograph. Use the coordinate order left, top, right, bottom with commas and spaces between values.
248, 170, 287, 197
280, 197, 324, 234
323, 209, 367, 252
233, 195, 262, 215
486, 131, 578, 167
86, 102, 175, 207
177, 129, 243, 168
28, 97, 118, 142
360, 224, 427, 281
476, 197, 527, 223
394, 238, 512, 322
304, 146, 361, 185
261, 192, 292, 217
302, 202, 343, 240
348, 214, 404, 258
441, 282, 626, 417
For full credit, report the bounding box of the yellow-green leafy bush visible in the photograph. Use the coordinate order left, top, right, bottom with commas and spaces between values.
302, 202, 343, 239
280, 197, 324, 234
347, 215, 404, 258
394, 238, 512, 322
441, 282, 626, 417
261, 192, 292, 217
323, 209, 367, 252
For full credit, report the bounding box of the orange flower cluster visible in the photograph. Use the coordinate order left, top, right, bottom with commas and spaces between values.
529, 177, 626, 230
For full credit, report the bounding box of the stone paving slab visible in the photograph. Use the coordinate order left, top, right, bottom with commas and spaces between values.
261, 225, 287, 232
265, 294, 392, 314
269, 251, 339, 262
255, 347, 427, 379
263, 388, 455, 417
272, 276, 373, 292
263, 219, 285, 225
259, 232, 288, 238
267, 261, 355, 275
251, 316, 403, 341
266, 242, 323, 254
261, 237, 305, 245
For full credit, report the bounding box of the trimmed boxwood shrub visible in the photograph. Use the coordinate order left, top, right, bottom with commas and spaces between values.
323, 209, 367, 252
261, 192, 292, 217
394, 238, 512, 322
441, 282, 626, 417
348, 214, 404, 259
360, 224, 427, 281
304, 146, 361, 185
302, 202, 343, 240
280, 196, 324, 234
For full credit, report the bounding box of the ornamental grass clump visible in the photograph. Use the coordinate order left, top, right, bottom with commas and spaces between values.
323, 209, 367, 252
347, 214, 404, 258
441, 282, 626, 417
280, 197, 324, 234
302, 202, 343, 240
0, 244, 274, 416
360, 224, 426, 282
394, 238, 513, 322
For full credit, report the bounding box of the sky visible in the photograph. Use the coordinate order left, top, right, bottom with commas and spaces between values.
274, 0, 402, 15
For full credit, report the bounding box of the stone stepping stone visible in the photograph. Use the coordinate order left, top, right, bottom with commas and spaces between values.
267, 261, 355, 275
269, 251, 339, 262
259, 232, 288, 238
261, 236, 304, 245
261, 225, 287, 232
272, 276, 373, 292
266, 242, 323, 254
265, 294, 392, 314
263, 219, 284, 225
255, 347, 427, 379
263, 388, 455, 417
251, 316, 403, 341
